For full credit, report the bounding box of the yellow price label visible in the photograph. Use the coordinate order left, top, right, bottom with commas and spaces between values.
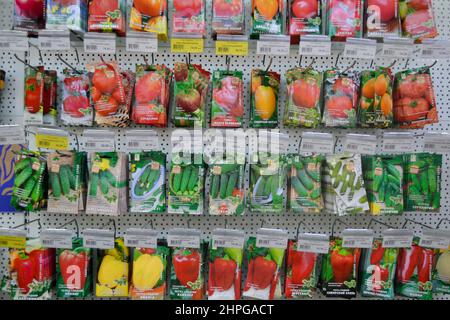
0, 235, 26, 249
171, 38, 204, 53
36, 133, 69, 150
215, 41, 248, 56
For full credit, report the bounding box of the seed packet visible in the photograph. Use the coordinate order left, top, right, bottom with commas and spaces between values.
0, 144, 26, 212
43, 70, 58, 126
172, 0, 206, 35
250, 69, 280, 128
360, 239, 398, 299
11, 150, 47, 212
211, 70, 244, 128
130, 0, 168, 41
323, 68, 359, 128
24, 66, 44, 126
88, 0, 126, 36
283, 67, 322, 128
132, 64, 172, 127
86, 152, 128, 216
212, 0, 245, 35
170, 243, 206, 300
56, 238, 91, 298
61, 69, 93, 126
326, 0, 363, 40
404, 153, 442, 212
396, 238, 433, 300
393, 66, 438, 128
243, 236, 285, 300
323, 153, 369, 215
172, 63, 210, 128
13, 0, 45, 31
320, 237, 361, 298
1, 239, 55, 300
432, 248, 450, 294
0, 69, 5, 91
129, 151, 166, 213
362, 155, 404, 215
250, 0, 286, 37
364, 0, 401, 38
288, 0, 322, 42
288, 154, 323, 213
94, 238, 129, 297
130, 245, 169, 300
399, 0, 438, 42
46, 0, 88, 32
285, 240, 320, 298
47, 151, 87, 214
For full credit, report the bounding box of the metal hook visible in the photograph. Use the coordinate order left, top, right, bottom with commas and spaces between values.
335, 53, 341, 68
427, 60, 438, 70
436, 218, 450, 229
225, 56, 231, 73
58, 218, 80, 237
142, 54, 149, 66
13, 218, 41, 230
404, 58, 410, 69
370, 60, 374, 69
68, 131, 80, 151
185, 54, 189, 65
187, 219, 191, 229
144, 219, 154, 229
74, 47, 80, 65
401, 218, 432, 230
69, 30, 84, 43
264, 57, 273, 73
305, 58, 316, 70
367, 218, 395, 229
57, 54, 82, 75
99, 55, 106, 64
152, 53, 155, 65
260, 219, 266, 228
341, 60, 357, 74
386, 60, 397, 69
101, 219, 117, 237
224, 218, 228, 229
331, 218, 349, 237
296, 221, 311, 236
299, 55, 303, 67
14, 54, 38, 72
29, 42, 43, 65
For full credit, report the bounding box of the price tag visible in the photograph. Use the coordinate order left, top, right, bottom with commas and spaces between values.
38, 31, 71, 51
40, 229, 73, 249
125, 129, 159, 152
300, 132, 334, 154
0, 125, 26, 145
84, 33, 116, 54
297, 233, 330, 254
0, 30, 29, 51
36, 133, 69, 151
126, 32, 158, 53
299, 35, 331, 56
423, 132, 450, 153
0, 229, 27, 249
343, 134, 377, 154
171, 38, 204, 53
419, 230, 450, 249
256, 40, 290, 56
168, 235, 200, 248
342, 229, 374, 248
256, 228, 288, 249
382, 229, 414, 248
380, 41, 415, 59
420, 39, 450, 59
83, 229, 115, 249
343, 38, 377, 59
215, 40, 248, 56
81, 130, 115, 152
212, 229, 245, 249
124, 228, 158, 249
382, 132, 415, 153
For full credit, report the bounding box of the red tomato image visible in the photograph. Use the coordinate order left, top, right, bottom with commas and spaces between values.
133, 0, 166, 16
15, 0, 44, 19
174, 0, 202, 18
25, 78, 41, 114
291, 78, 320, 108
403, 9, 436, 38
394, 97, 429, 122
333, 77, 355, 96
292, 0, 318, 19
326, 95, 353, 118
367, 0, 396, 22
214, 0, 242, 17
94, 96, 119, 116
408, 0, 429, 10
89, 0, 117, 15
135, 72, 163, 104
92, 66, 119, 95
63, 95, 89, 118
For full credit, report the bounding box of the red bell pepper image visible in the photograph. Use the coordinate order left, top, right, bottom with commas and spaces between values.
370, 243, 385, 265
29, 248, 55, 282
15, 254, 35, 294
59, 248, 90, 290
209, 257, 237, 291
396, 244, 421, 282
247, 256, 277, 290
172, 248, 201, 287
330, 248, 355, 283
417, 247, 434, 285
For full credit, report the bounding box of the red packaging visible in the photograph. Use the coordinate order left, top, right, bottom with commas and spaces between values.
88, 0, 126, 36
13, 0, 45, 31
289, 0, 322, 41
24, 66, 44, 126
43, 70, 57, 126
400, 0, 438, 42
172, 0, 206, 35
327, 0, 363, 40
61, 69, 93, 126
212, 0, 245, 35
365, 0, 401, 38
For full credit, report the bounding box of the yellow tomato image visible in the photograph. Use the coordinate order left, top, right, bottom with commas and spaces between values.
132, 254, 164, 290
255, 86, 276, 120
98, 255, 128, 288
375, 74, 389, 97
130, 7, 143, 31
145, 16, 167, 34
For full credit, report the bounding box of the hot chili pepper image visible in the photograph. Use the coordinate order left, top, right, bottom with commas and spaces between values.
370, 243, 385, 265
291, 251, 316, 285
59, 248, 90, 290
417, 247, 434, 288
330, 248, 354, 283
396, 244, 420, 282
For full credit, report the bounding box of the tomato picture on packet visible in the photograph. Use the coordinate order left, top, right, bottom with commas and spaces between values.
251, 0, 286, 37
212, 0, 245, 35
43, 70, 57, 126
172, 0, 206, 35
132, 64, 172, 127
288, 0, 322, 41
326, 0, 363, 40
323, 68, 360, 128
250, 69, 280, 128
399, 0, 438, 42
393, 66, 438, 128
13, 0, 45, 31
61, 69, 92, 126
365, 0, 400, 38
130, 0, 168, 41
88, 0, 126, 36
24, 66, 44, 126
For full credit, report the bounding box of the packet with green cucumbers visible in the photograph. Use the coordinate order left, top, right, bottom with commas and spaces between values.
362, 155, 404, 215
322, 153, 369, 215
47, 151, 87, 214
129, 151, 166, 213
11, 150, 47, 211
288, 154, 324, 213
404, 153, 442, 212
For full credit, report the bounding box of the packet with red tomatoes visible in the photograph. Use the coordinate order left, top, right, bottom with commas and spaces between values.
360, 239, 398, 299
250, 69, 280, 128
172, 0, 206, 35
399, 0, 438, 42
130, 0, 168, 41
320, 237, 361, 298
396, 238, 434, 300
212, 0, 245, 35
326, 0, 363, 40
24, 66, 44, 126
13, 0, 46, 31
283, 66, 322, 128
288, 0, 322, 42
393, 66, 438, 128
364, 0, 401, 38
61, 69, 93, 126
358, 67, 394, 128
251, 0, 286, 37
88, 0, 126, 36
211, 70, 244, 128
132, 64, 172, 127
1, 239, 55, 300
322, 68, 359, 128
285, 240, 320, 299
43, 70, 57, 126
46, 0, 88, 32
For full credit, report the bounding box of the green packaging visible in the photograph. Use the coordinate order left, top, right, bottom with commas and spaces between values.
250, 0, 286, 38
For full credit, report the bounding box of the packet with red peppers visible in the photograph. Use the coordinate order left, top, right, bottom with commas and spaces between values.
432, 248, 450, 294
129, 0, 168, 41
243, 237, 285, 300
250, 0, 286, 38
13, 0, 45, 31
399, 0, 438, 42
320, 237, 361, 298
393, 66, 438, 129
288, 0, 322, 42
43, 70, 58, 126
56, 238, 91, 298
285, 240, 320, 299
250, 69, 280, 128
326, 0, 363, 40
360, 239, 398, 299
132, 64, 172, 127
172, 0, 206, 35
88, 0, 126, 36
24, 66, 44, 126
212, 0, 245, 35
61, 69, 93, 126
1, 239, 55, 300
395, 238, 434, 300
364, 0, 401, 38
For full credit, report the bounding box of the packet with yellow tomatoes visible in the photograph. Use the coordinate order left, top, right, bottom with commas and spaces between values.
251, 0, 286, 37
250, 69, 280, 128
130, 245, 169, 300
130, 0, 168, 41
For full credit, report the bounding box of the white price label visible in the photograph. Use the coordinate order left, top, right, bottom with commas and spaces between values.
212, 235, 244, 250
84, 34, 116, 54
297, 239, 329, 254
81, 139, 115, 151
420, 41, 450, 59
125, 130, 159, 152
382, 235, 413, 248
256, 234, 287, 249
0, 31, 29, 51
382, 133, 415, 153
380, 43, 414, 58
168, 235, 200, 248
419, 231, 450, 249
41, 231, 73, 249
83, 235, 114, 249
125, 235, 157, 249
38, 35, 70, 51
344, 39, 377, 59
423, 133, 450, 153
126, 35, 158, 53
344, 134, 377, 154
0, 125, 25, 145
300, 135, 334, 154
256, 40, 290, 56
299, 40, 331, 56
343, 235, 374, 248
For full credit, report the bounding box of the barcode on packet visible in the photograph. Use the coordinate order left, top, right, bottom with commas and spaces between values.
383, 49, 395, 55
128, 43, 139, 50
0, 43, 10, 48
86, 45, 98, 51
302, 143, 314, 150
128, 141, 140, 148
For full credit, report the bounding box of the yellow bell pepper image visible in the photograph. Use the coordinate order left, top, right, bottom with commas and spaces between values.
98, 255, 128, 288
132, 254, 164, 290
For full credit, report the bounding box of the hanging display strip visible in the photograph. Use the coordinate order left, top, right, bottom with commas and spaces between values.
0, 0, 449, 301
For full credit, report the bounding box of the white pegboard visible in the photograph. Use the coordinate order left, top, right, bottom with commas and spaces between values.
0, 0, 449, 300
